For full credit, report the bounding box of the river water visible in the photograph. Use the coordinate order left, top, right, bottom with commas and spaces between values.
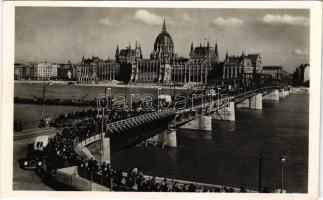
110, 93, 308, 193
14, 83, 308, 193
14, 83, 186, 121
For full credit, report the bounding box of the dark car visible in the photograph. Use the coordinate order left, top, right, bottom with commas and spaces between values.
21, 150, 44, 170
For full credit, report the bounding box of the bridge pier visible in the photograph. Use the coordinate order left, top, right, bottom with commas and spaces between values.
165, 129, 177, 147
101, 137, 111, 164
279, 89, 289, 98
286, 90, 290, 96
146, 129, 177, 147
250, 93, 263, 109
213, 102, 235, 121
180, 115, 212, 131
236, 94, 262, 110
263, 89, 279, 101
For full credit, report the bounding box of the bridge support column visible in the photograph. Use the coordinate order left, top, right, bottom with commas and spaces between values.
263, 89, 279, 101
236, 99, 250, 109
286, 90, 290, 96
180, 115, 212, 131
146, 129, 177, 147
165, 129, 177, 147
237, 94, 262, 109
250, 93, 263, 109
213, 102, 235, 121
279, 90, 285, 98
279, 90, 289, 98
101, 137, 111, 164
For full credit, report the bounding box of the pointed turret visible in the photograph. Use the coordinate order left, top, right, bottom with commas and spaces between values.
115, 45, 119, 63
134, 34, 142, 61
82, 53, 85, 63
189, 42, 194, 57
225, 50, 229, 61
138, 38, 143, 59
207, 40, 210, 48
136, 34, 139, 48
214, 41, 219, 63
139, 45, 143, 59
215, 41, 219, 57
163, 18, 166, 31
116, 44, 119, 54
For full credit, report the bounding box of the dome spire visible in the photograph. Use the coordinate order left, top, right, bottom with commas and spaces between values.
163, 18, 166, 31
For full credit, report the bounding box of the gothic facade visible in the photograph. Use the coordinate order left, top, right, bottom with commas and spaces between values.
115, 20, 219, 85
77, 56, 120, 84
222, 51, 262, 80
76, 19, 238, 85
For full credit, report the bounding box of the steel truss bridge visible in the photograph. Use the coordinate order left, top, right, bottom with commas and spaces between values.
102, 85, 286, 137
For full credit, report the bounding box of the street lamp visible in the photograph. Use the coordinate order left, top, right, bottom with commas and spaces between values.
258, 153, 263, 193
217, 87, 221, 110
100, 108, 105, 163
124, 83, 127, 103
100, 86, 108, 163
279, 155, 287, 193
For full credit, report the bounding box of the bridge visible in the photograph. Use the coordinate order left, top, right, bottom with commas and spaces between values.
74, 85, 290, 164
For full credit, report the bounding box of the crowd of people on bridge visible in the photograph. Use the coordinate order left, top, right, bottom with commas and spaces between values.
52, 109, 97, 127
43, 128, 80, 171
76, 158, 250, 192
52, 108, 153, 128
52, 91, 217, 128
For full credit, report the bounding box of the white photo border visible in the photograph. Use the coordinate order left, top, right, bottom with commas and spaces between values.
1, 1, 322, 200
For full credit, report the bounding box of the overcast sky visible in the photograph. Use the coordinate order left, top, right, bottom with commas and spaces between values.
15, 7, 309, 73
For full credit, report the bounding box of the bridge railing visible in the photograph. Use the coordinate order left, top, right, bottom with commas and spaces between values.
75, 164, 257, 192
77, 133, 102, 148
234, 86, 283, 98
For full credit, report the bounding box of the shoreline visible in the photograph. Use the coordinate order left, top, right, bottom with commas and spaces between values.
290, 86, 310, 94
14, 80, 191, 90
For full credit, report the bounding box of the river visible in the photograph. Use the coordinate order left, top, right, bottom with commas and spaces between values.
111, 93, 309, 193
14, 83, 308, 193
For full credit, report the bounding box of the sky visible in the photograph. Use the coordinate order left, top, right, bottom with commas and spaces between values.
15, 7, 309, 73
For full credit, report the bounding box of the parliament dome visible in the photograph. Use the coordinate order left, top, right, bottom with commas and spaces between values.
153, 19, 174, 51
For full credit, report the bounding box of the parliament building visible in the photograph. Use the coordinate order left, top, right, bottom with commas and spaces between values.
115, 20, 219, 85
77, 19, 263, 85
